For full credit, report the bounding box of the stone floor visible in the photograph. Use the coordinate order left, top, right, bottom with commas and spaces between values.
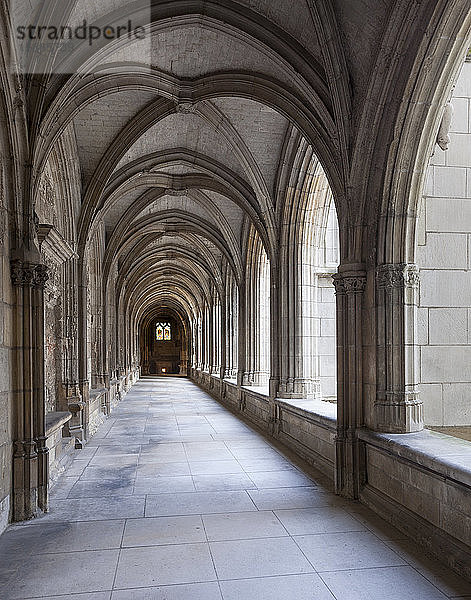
1, 377, 471, 600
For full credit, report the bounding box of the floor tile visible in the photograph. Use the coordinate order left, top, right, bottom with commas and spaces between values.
65, 460, 91, 477
2, 520, 124, 554
219, 573, 335, 600
185, 449, 235, 461
41, 496, 145, 522
385, 539, 471, 597
69, 479, 135, 498
247, 487, 336, 510
193, 473, 256, 491
27, 594, 111, 600
122, 515, 206, 547
138, 462, 191, 477
139, 450, 188, 464
345, 505, 408, 541
88, 455, 139, 467
274, 506, 367, 535
1, 549, 119, 599
112, 582, 222, 599
189, 460, 245, 475
1, 377, 468, 600
50, 476, 80, 499
145, 491, 257, 517
203, 511, 288, 541
114, 543, 216, 588
294, 531, 407, 571
210, 537, 314, 579
320, 565, 449, 599
248, 469, 315, 488
95, 445, 141, 456
223, 439, 268, 449
80, 465, 137, 481
238, 458, 298, 472
229, 447, 283, 460
184, 441, 227, 450
134, 476, 196, 494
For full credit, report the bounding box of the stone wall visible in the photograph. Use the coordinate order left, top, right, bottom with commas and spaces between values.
360, 429, 471, 580
317, 200, 338, 400
0, 176, 13, 535
418, 60, 471, 426
317, 275, 336, 399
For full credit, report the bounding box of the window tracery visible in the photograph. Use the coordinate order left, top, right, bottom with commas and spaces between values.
156, 322, 171, 341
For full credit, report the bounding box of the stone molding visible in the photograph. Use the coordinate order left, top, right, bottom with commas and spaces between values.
376, 263, 419, 289
11, 259, 49, 289
278, 377, 321, 399
333, 272, 367, 295
374, 397, 423, 433
375, 262, 422, 433
13, 439, 37, 459
37, 224, 77, 265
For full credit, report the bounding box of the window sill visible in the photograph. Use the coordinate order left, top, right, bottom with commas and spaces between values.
359, 428, 471, 488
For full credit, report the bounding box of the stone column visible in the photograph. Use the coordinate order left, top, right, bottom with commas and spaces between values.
333, 266, 366, 499
11, 259, 49, 520
228, 293, 239, 379
277, 222, 321, 401
211, 300, 221, 376
277, 269, 320, 399
237, 281, 247, 387
194, 318, 202, 370
375, 263, 423, 432
241, 276, 256, 385
32, 264, 49, 512
220, 295, 227, 379
224, 295, 234, 379
208, 304, 214, 373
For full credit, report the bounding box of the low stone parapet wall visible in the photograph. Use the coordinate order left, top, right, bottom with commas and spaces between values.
359, 428, 471, 580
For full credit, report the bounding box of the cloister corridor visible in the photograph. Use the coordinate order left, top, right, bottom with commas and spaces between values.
0, 377, 469, 600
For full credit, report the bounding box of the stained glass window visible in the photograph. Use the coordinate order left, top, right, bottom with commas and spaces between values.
156, 322, 171, 341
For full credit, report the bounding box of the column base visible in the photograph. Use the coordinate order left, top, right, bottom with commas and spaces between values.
225, 368, 238, 380
12, 443, 40, 522
241, 371, 269, 386
277, 378, 321, 400
374, 395, 423, 433
335, 428, 366, 499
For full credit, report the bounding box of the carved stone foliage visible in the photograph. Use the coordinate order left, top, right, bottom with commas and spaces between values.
333, 272, 367, 295
11, 260, 49, 288
376, 263, 419, 289
37, 224, 76, 413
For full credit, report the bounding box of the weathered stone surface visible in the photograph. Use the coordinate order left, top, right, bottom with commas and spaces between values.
0, 2, 470, 591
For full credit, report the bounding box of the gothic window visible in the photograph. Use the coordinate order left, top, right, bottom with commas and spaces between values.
156, 322, 171, 341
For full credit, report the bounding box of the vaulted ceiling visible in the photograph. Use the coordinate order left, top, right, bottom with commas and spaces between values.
23, 0, 449, 324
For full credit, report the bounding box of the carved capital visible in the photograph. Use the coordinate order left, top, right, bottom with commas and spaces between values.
344, 276, 367, 293
34, 264, 49, 289
24, 440, 38, 458
13, 440, 26, 459
376, 263, 419, 290
333, 272, 366, 295
13, 439, 38, 459
11, 259, 49, 289
405, 265, 420, 287
332, 274, 345, 296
